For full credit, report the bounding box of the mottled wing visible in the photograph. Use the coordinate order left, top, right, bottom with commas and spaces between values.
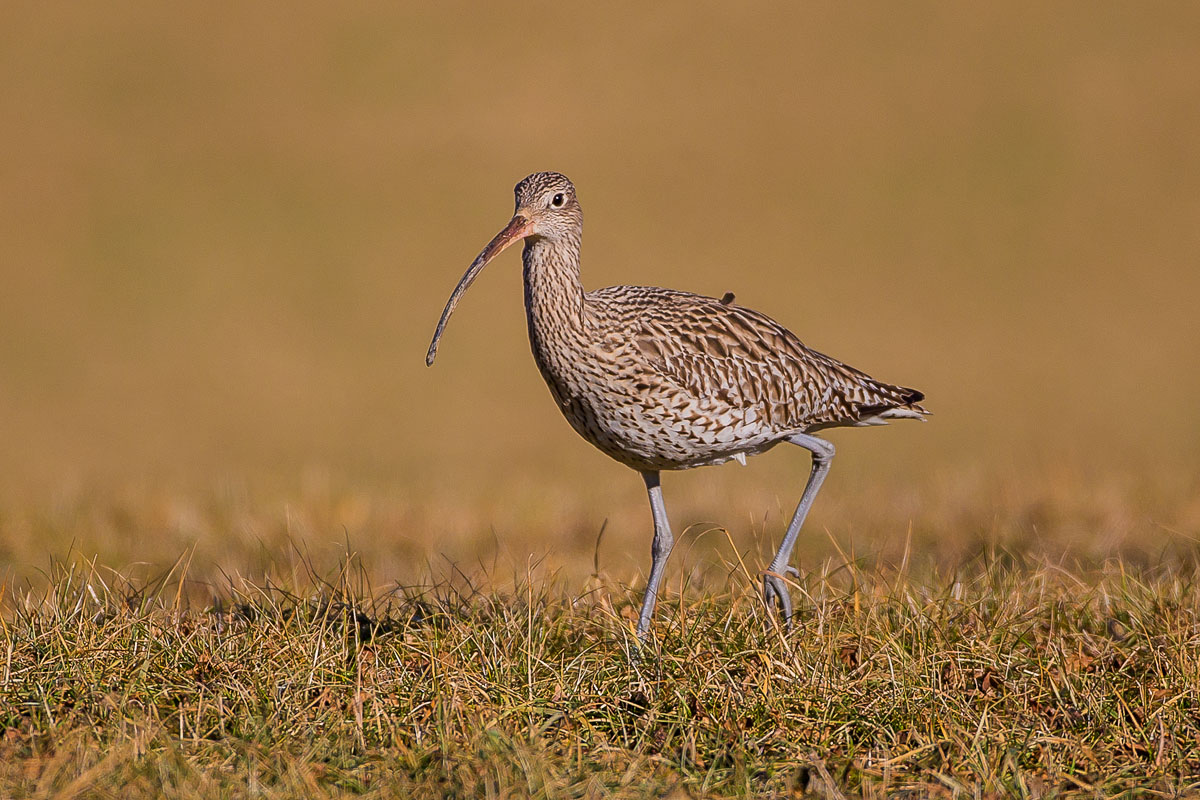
604, 287, 925, 432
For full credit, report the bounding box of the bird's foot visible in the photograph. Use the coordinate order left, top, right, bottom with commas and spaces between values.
631, 625, 649, 662
763, 566, 800, 630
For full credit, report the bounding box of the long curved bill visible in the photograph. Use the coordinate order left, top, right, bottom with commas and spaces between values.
425, 214, 532, 366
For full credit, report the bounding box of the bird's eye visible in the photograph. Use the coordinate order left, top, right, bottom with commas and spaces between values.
550, 193, 565, 208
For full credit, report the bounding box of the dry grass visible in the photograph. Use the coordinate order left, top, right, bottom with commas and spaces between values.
4, 545, 1200, 798
2, 472, 1199, 798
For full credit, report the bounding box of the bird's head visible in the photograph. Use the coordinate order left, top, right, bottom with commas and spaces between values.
426, 172, 580, 366
511, 171, 582, 241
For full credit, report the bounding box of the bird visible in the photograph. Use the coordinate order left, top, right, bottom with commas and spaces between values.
426, 172, 927, 639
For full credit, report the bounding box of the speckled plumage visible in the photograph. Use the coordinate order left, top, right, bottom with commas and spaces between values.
427, 171, 928, 639
508, 173, 927, 472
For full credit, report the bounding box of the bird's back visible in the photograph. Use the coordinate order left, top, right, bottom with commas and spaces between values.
547, 286, 925, 470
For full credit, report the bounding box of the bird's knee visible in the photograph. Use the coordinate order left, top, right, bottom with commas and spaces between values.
788, 433, 835, 465
808, 438, 835, 466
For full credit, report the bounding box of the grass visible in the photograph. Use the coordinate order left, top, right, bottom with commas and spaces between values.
4, 544, 1200, 798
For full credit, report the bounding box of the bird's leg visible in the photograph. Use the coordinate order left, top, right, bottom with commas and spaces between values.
635, 470, 675, 640
763, 433, 836, 627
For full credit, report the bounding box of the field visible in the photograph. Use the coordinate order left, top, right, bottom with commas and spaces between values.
5, 502, 1200, 798
3, 2, 1200, 797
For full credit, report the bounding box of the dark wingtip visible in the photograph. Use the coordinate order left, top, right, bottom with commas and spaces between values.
904, 388, 925, 404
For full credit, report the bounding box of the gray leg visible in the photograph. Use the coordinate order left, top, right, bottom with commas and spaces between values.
763, 433, 835, 626
635, 470, 674, 639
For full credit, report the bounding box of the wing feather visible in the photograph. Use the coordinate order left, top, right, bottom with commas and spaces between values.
597, 286, 925, 431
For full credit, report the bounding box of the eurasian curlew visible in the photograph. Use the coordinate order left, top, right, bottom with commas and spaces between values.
426, 172, 927, 639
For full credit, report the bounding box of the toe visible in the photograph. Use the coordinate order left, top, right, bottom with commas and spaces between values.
762, 574, 794, 624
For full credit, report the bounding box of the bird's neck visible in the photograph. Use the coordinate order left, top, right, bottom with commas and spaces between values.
522, 235, 587, 345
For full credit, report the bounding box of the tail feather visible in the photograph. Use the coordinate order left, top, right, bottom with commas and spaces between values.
851, 384, 929, 427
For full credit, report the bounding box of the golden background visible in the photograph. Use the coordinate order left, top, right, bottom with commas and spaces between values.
1, 3, 1198, 582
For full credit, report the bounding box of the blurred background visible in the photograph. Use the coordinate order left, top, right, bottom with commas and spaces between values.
1, 2, 1198, 584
